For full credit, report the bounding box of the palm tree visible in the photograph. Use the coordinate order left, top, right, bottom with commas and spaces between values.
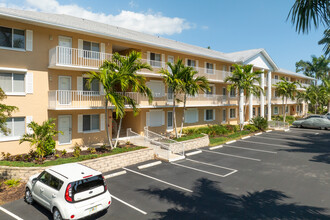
321, 76, 330, 112
296, 55, 330, 81
87, 51, 152, 149
179, 67, 210, 137
160, 59, 185, 138
287, 0, 329, 56
318, 29, 330, 57
224, 64, 263, 130
275, 78, 300, 122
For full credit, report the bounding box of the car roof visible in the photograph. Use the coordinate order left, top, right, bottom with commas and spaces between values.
46, 163, 101, 181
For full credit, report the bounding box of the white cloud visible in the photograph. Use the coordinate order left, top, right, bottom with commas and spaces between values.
1, 0, 192, 35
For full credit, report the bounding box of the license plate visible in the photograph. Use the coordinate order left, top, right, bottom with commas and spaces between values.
89, 206, 97, 214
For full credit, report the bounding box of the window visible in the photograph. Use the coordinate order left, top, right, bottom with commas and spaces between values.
205, 109, 214, 121
49, 175, 64, 191
230, 88, 236, 97
285, 106, 289, 113
147, 81, 165, 97
38, 171, 51, 185
253, 107, 256, 116
265, 107, 268, 115
167, 111, 173, 129
222, 109, 226, 122
206, 63, 214, 74
230, 108, 236, 119
83, 78, 99, 94
258, 107, 261, 116
0, 73, 25, 94
83, 114, 100, 132
229, 66, 235, 72
185, 109, 198, 123
274, 91, 280, 98
274, 75, 278, 80
297, 105, 300, 113
0, 117, 25, 141
150, 52, 161, 67
0, 26, 25, 49
222, 87, 227, 96
147, 110, 164, 127
274, 106, 279, 114
187, 59, 196, 67
83, 41, 99, 59
206, 85, 214, 96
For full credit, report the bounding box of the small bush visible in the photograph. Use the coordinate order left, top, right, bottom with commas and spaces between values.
244, 124, 258, 132
61, 149, 67, 156
87, 147, 96, 154
73, 145, 81, 158
125, 141, 131, 145
250, 116, 268, 131
54, 154, 60, 159
4, 179, 20, 188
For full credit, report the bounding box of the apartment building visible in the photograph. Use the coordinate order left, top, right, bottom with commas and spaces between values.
0, 8, 313, 155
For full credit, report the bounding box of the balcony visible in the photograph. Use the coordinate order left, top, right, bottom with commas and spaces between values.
48, 90, 231, 110
49, 46, 112, 71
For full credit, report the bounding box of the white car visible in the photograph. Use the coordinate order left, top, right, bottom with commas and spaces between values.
25, 163, 111, 220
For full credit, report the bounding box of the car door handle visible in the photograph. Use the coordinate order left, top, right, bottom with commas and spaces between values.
52, 194, 56, 198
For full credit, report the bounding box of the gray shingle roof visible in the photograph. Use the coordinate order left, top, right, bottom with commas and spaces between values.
0, 7, 313, 80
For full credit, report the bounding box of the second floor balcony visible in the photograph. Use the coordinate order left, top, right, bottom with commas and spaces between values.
48, 90, 233, 110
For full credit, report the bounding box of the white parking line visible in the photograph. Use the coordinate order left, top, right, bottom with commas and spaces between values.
104, 170, 127, 179
123, 168, 192, 192
239, 140, 291, 148
223, 144, 277, 154
266, 130, 272, 133
266, 132, 312, 139
186, 150, 202, 156
253, 135, 306, 143
0, 206, 24, 220
209, 145, 223, 150
171, 162, 237, 177
138, 161, 162, 169
185, 158, 237, 171
290, 128, 325, 134
241, 136, 251, 139
226, 140, 236, 144
111, 194, 147, 215
201, 149, 261, 161
255, 132, 263, 136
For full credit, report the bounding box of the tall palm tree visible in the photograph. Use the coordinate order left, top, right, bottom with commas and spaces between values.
87, 51, 152, 149
275, 78, 301, 122
321, 76, 330, 112
287, 0, 329, 56
160, 59, 185, 138
224, 64, 263, 130
296, 55, 330, 81
179, 68, 210, 137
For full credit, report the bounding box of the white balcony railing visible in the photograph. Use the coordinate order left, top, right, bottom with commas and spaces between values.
49, 46, 112, 70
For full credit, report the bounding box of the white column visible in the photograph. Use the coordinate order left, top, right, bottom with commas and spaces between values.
239, 88, 244, 125
260, 69, 265, 117
249, 67, 254, 121
267, 71, 272, 121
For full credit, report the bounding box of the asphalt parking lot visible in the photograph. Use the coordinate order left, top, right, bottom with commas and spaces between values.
1, 128, 330, 219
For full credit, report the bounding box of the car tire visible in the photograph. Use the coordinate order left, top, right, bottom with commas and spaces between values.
24, 188, 34, 205
298, 125, 302, 128
320, 127, 325, 130
53, 208, 63, 220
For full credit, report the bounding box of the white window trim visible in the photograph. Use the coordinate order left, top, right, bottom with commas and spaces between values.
167, 111, 173, 131
147, 109, 165, 127
274, 106, 279, 115
0, 117, 25, 142
204, 109, 215, 122
82, 114, 100, 133
222, 109, 227, 123
0, 26, 26, 51
229, 108, 237, 119
0, 72, 27, 96
230, 88, 236, 97
205, 84, 215, 97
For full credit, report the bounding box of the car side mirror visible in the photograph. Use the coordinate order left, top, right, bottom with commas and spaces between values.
32, 178, 38, 185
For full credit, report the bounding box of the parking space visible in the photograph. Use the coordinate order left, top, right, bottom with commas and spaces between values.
1, 128, 330, 219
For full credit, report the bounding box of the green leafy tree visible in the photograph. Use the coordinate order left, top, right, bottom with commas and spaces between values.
275, 78, 300, 122
19, 118, 62, 159
321, 76, 330, 112
87, 51, 152, 148
160, 59, 185, 138
287, 0, 329, 57
296, 55, 329, 80
224, 64, 263, 130
179, 67, 210, 137
0, 88, 18, 135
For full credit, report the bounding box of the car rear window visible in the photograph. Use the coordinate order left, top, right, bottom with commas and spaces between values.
72, 175, 104, 194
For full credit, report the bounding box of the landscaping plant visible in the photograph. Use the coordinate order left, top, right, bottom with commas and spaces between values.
4, 179, 20, 188
250, 116, 268, 131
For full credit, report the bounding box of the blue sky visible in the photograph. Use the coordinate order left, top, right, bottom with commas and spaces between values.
1, 0, 326, 72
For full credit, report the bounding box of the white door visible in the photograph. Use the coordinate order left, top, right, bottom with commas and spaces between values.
222, 109, 226, 123
58, 115, 72, 145
58, 36, 72, 65
167, 111, 173, 130
58, 76, 71, 105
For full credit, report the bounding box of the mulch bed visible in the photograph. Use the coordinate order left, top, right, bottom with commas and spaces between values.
0, 180, 26, 205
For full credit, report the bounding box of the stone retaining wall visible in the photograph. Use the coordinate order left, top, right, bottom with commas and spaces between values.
172, 134, 210, 153
0, 148, 154, 181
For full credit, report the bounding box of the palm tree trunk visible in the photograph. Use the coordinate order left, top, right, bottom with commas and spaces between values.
328, 101, 330, 113
283, 97, 285, 123
173, 94, 178, 138
114, 117, 122, 148
238, 91, 243, 131
104, 99, 113, 149
284, 97, 287, 123
315, 104, 317, 114
179, 93, 187, 137
245, 95, 249, 123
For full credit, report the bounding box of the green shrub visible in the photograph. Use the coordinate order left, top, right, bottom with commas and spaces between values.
4, 179, 20, 188
61, 149, 67, 156
87, 147, 96, 154
73, 145, 81, 158
244, 124, 258, 132
250, 116, 268, 131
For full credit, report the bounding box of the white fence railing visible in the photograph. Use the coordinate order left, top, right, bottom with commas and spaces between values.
144, 126, 184, 158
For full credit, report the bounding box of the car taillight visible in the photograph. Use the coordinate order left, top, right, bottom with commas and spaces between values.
102, 175, 107, 191
65, 184, 73, 202
71, 215, 75, 219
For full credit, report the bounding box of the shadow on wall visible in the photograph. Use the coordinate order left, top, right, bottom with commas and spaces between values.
138, 178, 330, 220
80, 135, 107, 147
281, 131, 330, 165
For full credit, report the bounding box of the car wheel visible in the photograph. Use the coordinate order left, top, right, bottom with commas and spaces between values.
53, 208, 63, 220
320, 127, 325, 130
298, 125, 302, 128
24, 188, 34, 205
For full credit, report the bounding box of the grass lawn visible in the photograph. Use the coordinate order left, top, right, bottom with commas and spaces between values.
0, 146, 144, 167
174, 133, 204, 142
209, 130, 252, 146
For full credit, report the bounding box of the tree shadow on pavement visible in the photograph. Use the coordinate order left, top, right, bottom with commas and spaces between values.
139, 178, 330, 220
